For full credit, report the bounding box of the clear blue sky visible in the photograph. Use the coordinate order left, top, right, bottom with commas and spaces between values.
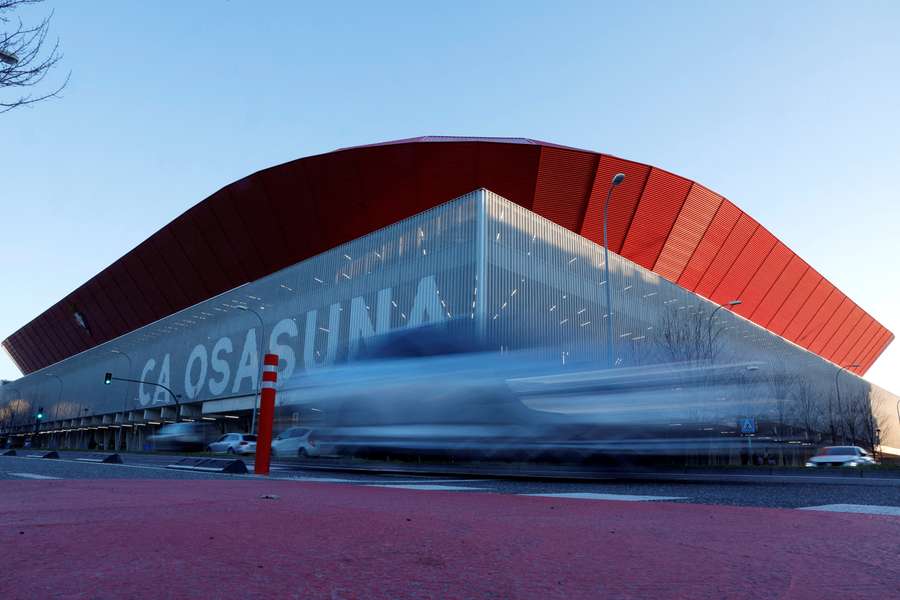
2, 0, 898, 392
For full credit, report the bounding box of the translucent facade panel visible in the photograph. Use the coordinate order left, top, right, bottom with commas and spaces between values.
478, 192, 898, 448
2, 189, 898, 451
0, 195, 479, 420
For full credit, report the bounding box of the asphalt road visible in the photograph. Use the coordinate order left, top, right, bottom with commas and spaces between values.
2, 450, 899, 511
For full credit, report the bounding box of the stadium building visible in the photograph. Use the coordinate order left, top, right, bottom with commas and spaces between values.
1, 137, 897, 457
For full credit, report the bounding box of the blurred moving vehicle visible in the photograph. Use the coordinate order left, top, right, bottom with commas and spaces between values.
207, 433, 257, 455
149, 422, 216, 452
270, 427, 320, 458
276, 325, 776, 462
805, 446, 877, 467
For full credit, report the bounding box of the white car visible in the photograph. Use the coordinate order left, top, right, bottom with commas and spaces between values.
271, 427, 319, 458
805, 446, 877, 468
207, 433, 257, 455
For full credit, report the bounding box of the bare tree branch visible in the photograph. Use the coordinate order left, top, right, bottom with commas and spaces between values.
0, 0, 68, 113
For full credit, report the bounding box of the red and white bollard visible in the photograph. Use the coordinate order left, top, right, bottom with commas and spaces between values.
254, 353, 279, 475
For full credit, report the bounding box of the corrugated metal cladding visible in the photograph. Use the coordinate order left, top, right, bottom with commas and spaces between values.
653, 183, 723, 282
579, 156, 651, 253
677, 200, 742, 291
853, 325, 893, 368
824, 306, 865, 360
866, 333, 895, 372
709, 226, 777, 307
694, 214, 759, 299
786, 282, 836, 343
2, 138, 891, 377
840, 317, 878, 367
619, 169, 692, 270
763, 264, 817, 333
732, 242, 792, 320
810, 297, 855, 356
4, 190, 898, 450
531, 147, 597, 232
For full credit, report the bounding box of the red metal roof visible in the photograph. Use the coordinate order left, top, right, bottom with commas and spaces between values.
3, 138, 893, 376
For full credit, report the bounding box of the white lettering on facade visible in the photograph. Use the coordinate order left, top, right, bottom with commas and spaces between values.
348, 288, 391, 358
232, 328, 259, 393
132, 274, 448, 406
269, 318, 298, 382
409, 275, 446, 326
138, 358, 156, 406
153, 354, 171, 405
184, 344, 208, 400
208, 337, 232, 396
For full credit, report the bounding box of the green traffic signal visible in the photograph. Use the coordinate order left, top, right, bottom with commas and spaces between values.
36, 407, 44, 420
104, 372, 112, 385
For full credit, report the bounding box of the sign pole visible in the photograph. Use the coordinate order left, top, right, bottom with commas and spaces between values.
254, 354, 279, 476
740, 417, 756, 465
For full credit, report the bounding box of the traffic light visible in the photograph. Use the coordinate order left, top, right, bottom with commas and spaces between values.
36, 407, 44, 420
104, 372, 112, 385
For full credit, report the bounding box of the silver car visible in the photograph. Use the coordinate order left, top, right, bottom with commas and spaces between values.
270, 427, 319, 458
805, 446, 877, 468
207, 433, 257, 455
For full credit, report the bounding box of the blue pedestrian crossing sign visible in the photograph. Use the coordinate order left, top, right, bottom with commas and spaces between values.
740, 418, 757, 434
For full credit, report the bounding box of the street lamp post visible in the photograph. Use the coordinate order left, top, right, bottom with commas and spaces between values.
236, 305, 266, 435
602, 173, 625, 368
707, 300, 742, 360
110, 349, 133, 450
834, 363, 861, 443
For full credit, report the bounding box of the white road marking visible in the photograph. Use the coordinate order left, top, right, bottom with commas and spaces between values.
8, 472, 61, 480
523, 492, 686, 502
366, 484, 485, 491
798, 504, 900, 517
390, 479, 489, 484
293, 477, 365, 483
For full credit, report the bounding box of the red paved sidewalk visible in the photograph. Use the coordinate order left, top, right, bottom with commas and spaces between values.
1, 479, 898, 599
